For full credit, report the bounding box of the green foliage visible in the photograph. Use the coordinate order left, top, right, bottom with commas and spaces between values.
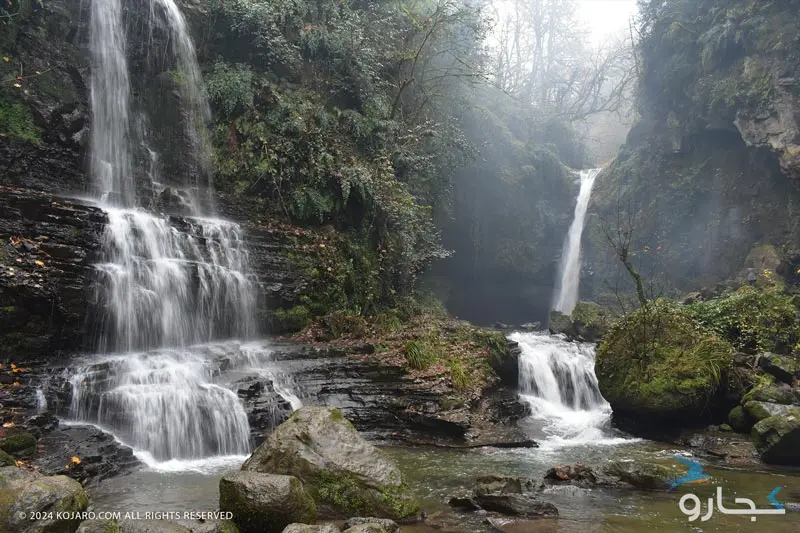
0, 94, 40, 144
404, 336, 443, 370
446, 359, 469, 391
596, 299, 733, 417
688, 285, 800, 353
204, 61, 254, 117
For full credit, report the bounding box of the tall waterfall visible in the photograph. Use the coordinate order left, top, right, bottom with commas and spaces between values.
70, 0, 267, 467
553, 168, 601, 314
90, 0, 133, 205
511, 332, 632, 450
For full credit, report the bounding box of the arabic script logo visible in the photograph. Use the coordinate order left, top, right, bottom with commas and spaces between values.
666, 455, 711, 491
679, 486, 786, 522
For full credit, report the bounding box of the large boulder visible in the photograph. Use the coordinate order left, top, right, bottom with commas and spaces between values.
758, 353, 800, 385
743, 401, 794, 423
751, 408, 800, 465
473, 494, 558, 519
342, 518, 398, 533
602, 460, 680, 490
595, 301, 733, 424
219, 471, 316, 533
0, 469, 89, 533
242, 407, 419, 520
727, 405, 752, 433
0, 431, 37, 458
742, 377, 798, 405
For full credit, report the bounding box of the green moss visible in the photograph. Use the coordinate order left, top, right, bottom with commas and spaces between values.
0, 96, 40, 144
0, 432, 36, 455
314, 470, 419, 520
728, 405, 752, 433
741, 376, 796, 405
329, 408, 345, 422
0, 449, 16, 467
595, 300, 733, 419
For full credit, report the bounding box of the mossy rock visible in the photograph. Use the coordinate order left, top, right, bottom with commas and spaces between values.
243, 407, 419, 520
0, 432, 37, 457
728, 406, 753, 433
0, 450, 15, 468
751, 409, 800, 465
219, 471, 316, 533
743, 401, 794, 423
741, 377, 797, 405
1, 473, 89, 533
571, 301, 614, 341
595, 301, 733, 423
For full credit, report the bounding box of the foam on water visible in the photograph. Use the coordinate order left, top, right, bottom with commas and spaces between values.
512, 332, 638, 450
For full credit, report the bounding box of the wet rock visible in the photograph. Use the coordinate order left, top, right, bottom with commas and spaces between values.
448, 496, 482, 511
489, 340, 521, 386
242, 407, 419, 520
732, 352, 756, 368
343, 518, 398, 533
32, 424, 141, 483
0, 465, 40, 487
474, 494, 558, 519
519, 322, 541, 331
602, 460, 679, 490
751, 408, 800, 465
281, 524, 341, 533
475, 475, 523, 496
672, 431, 759, 466
485, 516, 560, 533
0, 470, 89, 533
548, 311, 577, 339
119, 521, 191, 533
758, 353, 800, 385
542, 462, 601, 487
78, 519, 122, 533
219, 471, 316, 533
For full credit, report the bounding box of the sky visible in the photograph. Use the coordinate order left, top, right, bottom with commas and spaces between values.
577, 0, 639, 44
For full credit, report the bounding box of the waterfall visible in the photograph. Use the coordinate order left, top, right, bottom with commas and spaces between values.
511, 332, 633, 450
89, 0, 133, 205
70, 0, 267, 467
553, 168, 601, 315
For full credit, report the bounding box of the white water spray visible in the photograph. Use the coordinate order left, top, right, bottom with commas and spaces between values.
553, 168, 601, 314
512, 332, 635, 450
68, 0, 284, 470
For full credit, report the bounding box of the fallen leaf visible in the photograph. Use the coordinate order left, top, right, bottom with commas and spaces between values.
2, 422, 15, 428
71, 456, 81, 464
2, 57, 9, 63
10, 363, 16, 369
34, 260, 45, 267
13, 83, 21, 88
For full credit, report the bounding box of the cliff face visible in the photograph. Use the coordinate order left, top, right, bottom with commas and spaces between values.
588, 0, 800, 298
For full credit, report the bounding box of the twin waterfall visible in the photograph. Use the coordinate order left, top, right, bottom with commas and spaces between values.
66, 0, 272, 468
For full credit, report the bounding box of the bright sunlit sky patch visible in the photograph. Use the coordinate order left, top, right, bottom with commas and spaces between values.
577, 0, 638, 44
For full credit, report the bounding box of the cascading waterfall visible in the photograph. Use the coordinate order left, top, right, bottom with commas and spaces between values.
553, 168, 602, 314
511, 332, 633, 450
65, 0, 279, 468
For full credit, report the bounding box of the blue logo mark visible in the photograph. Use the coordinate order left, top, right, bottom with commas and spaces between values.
768, 486, 784, 510
666, 456, 712, 491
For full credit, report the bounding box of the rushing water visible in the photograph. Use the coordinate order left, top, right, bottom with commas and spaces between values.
71, 0, 267, 469
553, 168, 601, 315
512, 332, 635, 450
90, 0, 133, 204
94, 209, 256, 353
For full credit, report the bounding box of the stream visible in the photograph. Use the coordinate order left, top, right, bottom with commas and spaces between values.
75, 333, 800, 532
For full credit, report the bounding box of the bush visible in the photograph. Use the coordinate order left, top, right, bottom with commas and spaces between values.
595, 299, 733, 421
688, 284, 800, 353
404, 336, 442, 370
